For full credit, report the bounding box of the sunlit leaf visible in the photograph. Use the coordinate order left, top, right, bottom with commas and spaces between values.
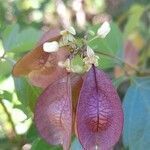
76, 66, 123, 149
0, 90, 12, 101
0, 59, 13, 82
14, 104, 31, 118
34, 76, 72, 150
123, 77, 150, 150
14, 77, 41, 111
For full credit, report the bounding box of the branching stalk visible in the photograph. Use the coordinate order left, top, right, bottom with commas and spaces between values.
95, 50, 150, 76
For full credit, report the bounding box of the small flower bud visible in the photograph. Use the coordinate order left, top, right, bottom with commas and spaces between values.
58, 59, 72, 72
59, 28, 75, 47
83, 46, 99, 71
60, 26, 76, 35
67, 26, 76, 35
97, 21, 111, 38
43, 41, 59, 53
87, 46, 95, 57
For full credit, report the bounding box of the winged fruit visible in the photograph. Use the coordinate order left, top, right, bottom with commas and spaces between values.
76, 65, 123, 150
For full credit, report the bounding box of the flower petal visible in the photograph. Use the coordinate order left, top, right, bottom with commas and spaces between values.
76, 65, 123, 150
87, 46, 95, 57
43, 41, 59, 53
97, 21, 111, 38
34, 76, 72, 150
67, 26, 76, 35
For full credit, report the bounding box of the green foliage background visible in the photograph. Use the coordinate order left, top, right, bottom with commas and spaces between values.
0, 0, 149, 150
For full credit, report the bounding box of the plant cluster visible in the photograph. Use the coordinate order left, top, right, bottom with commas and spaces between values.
13, 22, 123, 150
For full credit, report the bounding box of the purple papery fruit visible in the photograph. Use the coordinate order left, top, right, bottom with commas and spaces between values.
34, 76, 72, 150
76, 65, 123, 150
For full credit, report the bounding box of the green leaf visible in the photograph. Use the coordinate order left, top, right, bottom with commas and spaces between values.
31, 138, 61, 150
124, 5, 144, 37
1, 24, 20, 51
0, 90, 12, 101
0, 59, 13, 82
123, 77, 150, 150
88, 22, 123, 69
13, 77, 41, 111
26, 123, 38, 142
2, 24, 42, 52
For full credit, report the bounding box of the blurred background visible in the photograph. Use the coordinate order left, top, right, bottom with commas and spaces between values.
0, 0, 150, 150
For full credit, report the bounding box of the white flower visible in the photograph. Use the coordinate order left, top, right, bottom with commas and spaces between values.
60, 26, 76, 35
83, 46, 99, 71
59, 26, 76, 47
43, 41, 59, 53
87, 46, 95, 57
67, 26, 76, 35
97, 21, 111, 38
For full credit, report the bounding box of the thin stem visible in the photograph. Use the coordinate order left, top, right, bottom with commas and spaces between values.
0, 99, 17, 137
95, 50, 150, 76
88, 35, 99, 43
